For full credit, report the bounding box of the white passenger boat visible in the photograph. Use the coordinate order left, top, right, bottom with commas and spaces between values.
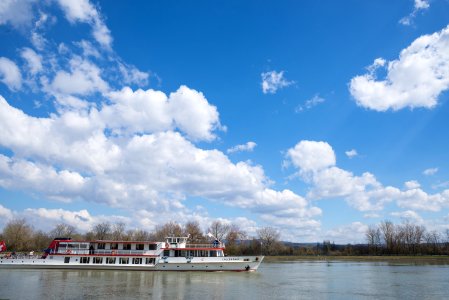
0, 236, 263, 271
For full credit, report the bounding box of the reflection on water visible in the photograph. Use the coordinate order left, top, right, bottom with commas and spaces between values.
1, 261, 449, 299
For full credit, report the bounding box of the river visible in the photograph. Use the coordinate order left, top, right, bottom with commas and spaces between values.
1, 260, 448, 299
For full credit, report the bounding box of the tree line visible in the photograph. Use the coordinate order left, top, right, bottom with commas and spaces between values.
0, 218, 283, 255
365, 220, 449, 256
1, 218, 448, 256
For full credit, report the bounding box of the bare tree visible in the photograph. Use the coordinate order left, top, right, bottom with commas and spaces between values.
424, 230, 441, 254
49, 223, 77, 239
31, 230, 52, 251
93, 222, 112, 240
257, 226, 281, 255
365, 225, 381, 255
207, 220, 230, 242
127, 229, 151, 241
184, 221, 205, 243
151, 221, 183, 241
380, 220, 395, 254
110, 222, 127, 240
226, 224, 247, 245
2, 218, 33, 251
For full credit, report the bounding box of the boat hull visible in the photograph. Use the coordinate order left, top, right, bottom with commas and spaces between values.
0, 256, 263, 272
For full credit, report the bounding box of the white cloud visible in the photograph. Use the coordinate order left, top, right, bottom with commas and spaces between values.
295, 94, 325, 112
345, 149, 358, 158
0, 0, 35, 28
0, 57, 22, 90
391, 210, 423, 223
21, 47, 42, 75
168, 85, 222, 141
261, 70, 293, 94
0, 95, 321, 235
363, 213, 380, 218
57, 0, 112, 48
118, 62, 149, 87
324, 222, 369, 244
396, 189, 449, 212
0, 204, 13, 220
405, 180, 421, 190
423, 167, 438, 176
400, 0, 430, 26
104, 85, 221, 141
285, 140, 449, 212
50, 56, 109, 95
286, 140, 336, 172
227, 141, 257, 154
349, 24, 449, 111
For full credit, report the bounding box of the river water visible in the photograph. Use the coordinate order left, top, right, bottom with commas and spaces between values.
1, 260, 448, 299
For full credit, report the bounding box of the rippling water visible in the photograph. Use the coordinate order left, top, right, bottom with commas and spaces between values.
1, 260, 449, 299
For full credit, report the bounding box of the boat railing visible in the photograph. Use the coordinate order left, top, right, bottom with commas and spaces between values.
56, 249, 157, 255
185, 243, 225, 248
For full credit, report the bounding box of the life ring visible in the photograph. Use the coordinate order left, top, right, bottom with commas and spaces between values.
65, 250, 72, 254
111, 250, 117, 255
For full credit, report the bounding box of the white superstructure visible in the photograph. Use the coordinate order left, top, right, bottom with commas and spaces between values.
0, 236, 263, 272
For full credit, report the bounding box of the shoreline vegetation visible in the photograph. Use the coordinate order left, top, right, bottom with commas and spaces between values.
1, 218, 448, 258
264, 255, 449, 264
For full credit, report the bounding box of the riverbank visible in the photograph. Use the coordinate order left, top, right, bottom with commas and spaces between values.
264, 255, 449, 264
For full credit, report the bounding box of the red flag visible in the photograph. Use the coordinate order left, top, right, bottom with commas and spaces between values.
0, 241, 6, 252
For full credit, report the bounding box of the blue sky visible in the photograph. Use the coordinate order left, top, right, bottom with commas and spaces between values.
0, 0, 449, 243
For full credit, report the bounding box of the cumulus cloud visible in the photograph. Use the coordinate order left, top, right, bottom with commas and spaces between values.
400, 0, 430, 26
295, 94, 325, 112
227, 141, 257, 154
57, 0, 112, 48
50, 56, 109, 95
285, 140, 449, 212
0, 0, 35, 28
423, 167, 438, 176
0, 94, 321, 234
0, 57, 22, 90
405, 180, 421, 190
104, 85, 221, 140
349, 24, 449, 111
261, 70, 294, 94
345, 149, 358, 158
21, 47, 43, 75
286, 140, 336, 172
391, 210, 423, 223
324, 222, 369, 244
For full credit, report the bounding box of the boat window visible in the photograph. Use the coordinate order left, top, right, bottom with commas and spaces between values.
123, 244, 131, 250
148, 244, 157, 250
136, 244, 144, 251
132, 258, 142, 264
163, 250, 170, 257
111, 243, 118, 250
106, 257, 116, 264
145, 258, 155, 264
97, 243, 106, 250
59, 243, 67, 249
119, 257, 129, 264
210, 250, 217, 257
80, 257, 90, 264
64, 257, 70, 263
80, 243, 88, 249
93, 257, 103, 264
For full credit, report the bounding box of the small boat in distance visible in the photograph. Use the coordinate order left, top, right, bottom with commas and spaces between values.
0, 236, 263, 271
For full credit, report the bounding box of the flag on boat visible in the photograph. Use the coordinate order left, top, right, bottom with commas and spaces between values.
0, 241, 6, 252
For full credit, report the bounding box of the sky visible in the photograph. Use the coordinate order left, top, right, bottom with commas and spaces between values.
0, 0, 449, 243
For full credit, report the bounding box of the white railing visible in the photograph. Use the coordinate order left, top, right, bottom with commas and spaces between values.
185, 243, 225, 248
56, 249, 158, 255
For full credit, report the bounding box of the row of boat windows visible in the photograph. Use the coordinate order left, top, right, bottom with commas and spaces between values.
164, 250, 224, 257
59, 243, 158, 251
64, 257, 156, 265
